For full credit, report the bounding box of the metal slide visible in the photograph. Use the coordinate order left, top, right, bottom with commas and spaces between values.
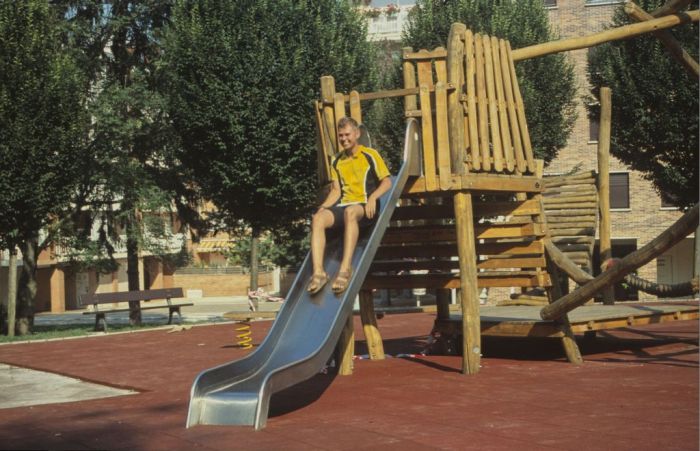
186, 119, 420, 430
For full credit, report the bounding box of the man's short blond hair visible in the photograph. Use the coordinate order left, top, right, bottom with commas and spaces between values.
337, 116, 359, 130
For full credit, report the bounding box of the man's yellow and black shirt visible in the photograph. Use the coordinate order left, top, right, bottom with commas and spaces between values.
331, 145, 390, 206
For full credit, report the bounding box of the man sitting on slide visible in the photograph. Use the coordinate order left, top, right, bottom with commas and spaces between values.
307, 117, 392, 295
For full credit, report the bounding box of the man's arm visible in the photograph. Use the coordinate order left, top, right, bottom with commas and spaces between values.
365, 176, 392, 219
317, 180, 341, 213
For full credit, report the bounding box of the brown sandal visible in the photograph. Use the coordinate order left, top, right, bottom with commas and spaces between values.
332, 269, 353, 294
307, 273, 329, 295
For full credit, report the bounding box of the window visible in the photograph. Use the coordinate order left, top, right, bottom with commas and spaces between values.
660, 192, 679, 209
543, 0, 557, 7
610, 172, 629, 209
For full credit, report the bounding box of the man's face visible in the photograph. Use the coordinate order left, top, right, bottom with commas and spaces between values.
338, 125, 360, 152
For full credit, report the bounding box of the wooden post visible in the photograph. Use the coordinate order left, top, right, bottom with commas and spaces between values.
511, 10, 700, 61
334, 92, 347, 151
491, 37, 515, 172
541, 204, 699, 320
483, 35, 504, 172
625, 2, 699, 77
546, 256, 583, 364
447, 23, 466, 174
435, 81, 452, 189
320, 76, 337, 156
359, 290, 385, 360
402, 48, 417, 114
349, 90, 362, 124
464, 30, 481, 171
597, 87, 615, 305
419, 84, 438, 191
500, 40, 526, 174
454, 192, 481, 375
314, 100, 332, 184
475, 34, 491, 172
337, 315, 354, 375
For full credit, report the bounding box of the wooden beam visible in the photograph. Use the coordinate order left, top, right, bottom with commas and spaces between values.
337, 315, 354, 376
624, 1, 699, 77
403, 173, 543, 194
382, 223, 543, 245
541, 204, 699, 320
597, 87, 615, 305
511, 10, 700, 61
461, 173, 543, 192
403, 47, 448, 60
454, 192, 481, 375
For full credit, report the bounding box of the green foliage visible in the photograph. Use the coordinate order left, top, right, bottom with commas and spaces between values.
587, 0, 699, 210
161, 0, 379, 242
55, 1, 204, 276
0, 0, 90, 250
375, 0, 577, 165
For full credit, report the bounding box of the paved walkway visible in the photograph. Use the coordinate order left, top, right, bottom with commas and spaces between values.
1, 312, 697, 450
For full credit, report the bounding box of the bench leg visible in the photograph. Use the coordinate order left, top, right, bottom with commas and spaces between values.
168, 307, 182, 325
95, 313, 107, 332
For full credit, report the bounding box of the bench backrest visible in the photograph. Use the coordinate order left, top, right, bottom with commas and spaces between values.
80, 287, 184, 306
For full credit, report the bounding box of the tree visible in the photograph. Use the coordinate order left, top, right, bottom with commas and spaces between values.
56, 0, 204, 325
161, 0, 378, 289
587, 0, 699, 210
0, 0, 91, 334
376, 0, 577, 165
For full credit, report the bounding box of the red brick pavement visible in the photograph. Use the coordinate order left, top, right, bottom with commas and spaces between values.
0, 313, 697, 450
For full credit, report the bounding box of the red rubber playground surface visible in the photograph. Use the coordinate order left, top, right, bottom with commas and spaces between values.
1, 312, 698, 450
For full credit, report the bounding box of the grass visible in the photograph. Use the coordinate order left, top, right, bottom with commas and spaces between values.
0, 322, 191, 344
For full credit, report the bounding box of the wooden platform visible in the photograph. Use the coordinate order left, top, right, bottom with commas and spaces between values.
435, 302, 699, 338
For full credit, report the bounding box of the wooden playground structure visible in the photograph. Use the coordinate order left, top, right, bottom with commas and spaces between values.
313, 1, 699, 375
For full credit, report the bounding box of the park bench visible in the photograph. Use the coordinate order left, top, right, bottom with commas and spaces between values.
79, 287, 192, 331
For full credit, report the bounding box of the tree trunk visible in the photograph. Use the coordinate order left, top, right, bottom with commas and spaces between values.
16, 233, 39, 335
6, 247, 17, 337
126, 216, 142, 326
249, 230, 259, 292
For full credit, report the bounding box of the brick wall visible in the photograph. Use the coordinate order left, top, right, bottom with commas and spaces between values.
172, 272, 274, 297
544, 1, 690, 299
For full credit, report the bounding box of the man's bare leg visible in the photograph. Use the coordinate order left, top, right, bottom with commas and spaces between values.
311, 209, 335, 276
340, 205, 365, 272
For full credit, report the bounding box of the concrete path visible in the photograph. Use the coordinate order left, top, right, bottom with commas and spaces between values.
0, 364, 135, 409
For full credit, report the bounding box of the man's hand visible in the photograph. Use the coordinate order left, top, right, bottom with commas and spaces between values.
364, 197, 377, 219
